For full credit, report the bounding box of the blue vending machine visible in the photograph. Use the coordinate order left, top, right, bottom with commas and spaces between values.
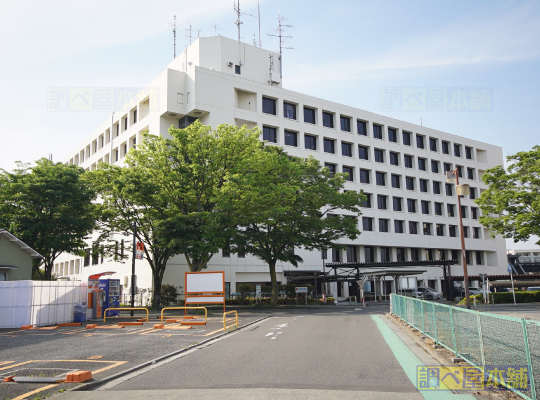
99, 278, 120, 317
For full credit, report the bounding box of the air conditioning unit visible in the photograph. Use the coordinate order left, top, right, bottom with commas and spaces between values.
227, 62, 234, 67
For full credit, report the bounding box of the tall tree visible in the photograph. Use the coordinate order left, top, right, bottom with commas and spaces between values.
218, 146, 365, 304
127, 121, 262, 271
88, 164, 184, 308
476, 145, 540, 244
0, 159, 97, 280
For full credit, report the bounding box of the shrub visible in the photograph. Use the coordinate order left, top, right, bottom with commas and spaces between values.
161, 284, 182, 306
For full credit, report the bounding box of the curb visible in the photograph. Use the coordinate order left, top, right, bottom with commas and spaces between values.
69, 315, 270, 392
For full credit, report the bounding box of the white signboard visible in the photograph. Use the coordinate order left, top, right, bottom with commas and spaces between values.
256, 284, 261, 299
295, 287, 308, 293
185, 272, 224, 293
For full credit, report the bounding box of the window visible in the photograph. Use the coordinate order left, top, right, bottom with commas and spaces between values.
374, 149, 384, 163
358, 145, 369, 160
407, 199, 416, 213
456, 166, 463, 178
442, 141, 450, 154
377, 195, 387, 210
390, 152, 399, 166
364, 246, 375, 262
416, 135, 425, 149
444, 163, 452, 173
393, 197, 402, 211
391, 174, 401, 188
476, 251, 483, 265
409, 222, 418, 235
362, 193, 372, 208
388, 128, 397, 142
410, 248, 419, 261
434, 202, 443, 216
283, 102, 297, 120
322, 112, 334, 128
431, 160, 439, 173
447, 204, 455, 217
235, 65, 241, 74
284, 130, 297, 146
347, 246, 357, 262
323, 139, 335, 153
436, 224, 445, 236
263, 126, 277, 143
376, 172, 386, 186
373, 124, 383, 139
461, 206, 468, 218
449, 225, 457, 237
124, 117, 128, 131
222, 248, 230, 257
403, 131, 411, 146
332, 248, 341, 262
262, 97, 277, 115
469, 187, 477, 200
304, 107, 316, 124
406, 177, 415, 191
454, 144, 461, 157
404, 155, 413, 168
439, 249, 446, 260
465, 146, 473, 160
343, 166, 353, 181
426, 249, 434, 261
395, 220, 404, 233
418, 158, 427, 171
325, 163, 336, 177
451, 249, 459, 260
362, 217, 373, 231
473, 227, 480, 239
471, 207, 479, 220
429, 138, 438, 152
379, 219, 389, 232
423, 222, 432, 235
467, 168, 475, 180
421, 200, 430, 214
357, 120, 367, 136
397, 247, 407, 262
380, 247, 391, 261
340, 116, 351, 132
419, 179, 428, 192
433, 181, 441, 194
305, 134, 317, 150
342, 142, 352, 157
445, 183, 453, 196
466, 250, 472, 265
360, 169, 370, 184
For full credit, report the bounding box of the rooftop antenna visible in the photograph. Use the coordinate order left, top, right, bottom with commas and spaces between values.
253, 33, 257, 46
185, 23, 193, 45
258, 0, 261, 47
268, 11, 293, 80
170, 15, 177, 59
211, 24, 223, 36
420, 116, 423, 126
234, 1, 255, 63
268, 54, 274, 86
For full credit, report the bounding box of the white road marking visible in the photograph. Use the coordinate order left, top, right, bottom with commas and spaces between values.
271, 337, 277, 340
265, 333, 274, 337
355, 308, 363, 311
277, 332, 282, 334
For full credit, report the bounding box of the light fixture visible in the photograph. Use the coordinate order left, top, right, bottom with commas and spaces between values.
445, 171, 457, 184
456, 184, 470, 196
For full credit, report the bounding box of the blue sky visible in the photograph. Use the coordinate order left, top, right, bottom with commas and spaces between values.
0, 0, 538, 247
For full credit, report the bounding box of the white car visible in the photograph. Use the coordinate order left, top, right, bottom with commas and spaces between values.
467, 287, 484, 296
417, 287, 443, 300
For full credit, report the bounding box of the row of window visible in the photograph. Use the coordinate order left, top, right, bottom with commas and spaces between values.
360, 217, 482, 239
323, 246, 484, 265
361, 195, 479, 219
262, 97, 476, 159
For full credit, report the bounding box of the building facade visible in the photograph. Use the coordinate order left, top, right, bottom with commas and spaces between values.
57, 36, 507, 300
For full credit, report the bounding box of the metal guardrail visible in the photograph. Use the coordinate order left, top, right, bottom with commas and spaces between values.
103, 307, 148, 323
391, 294, 540, 400
223, 310, 238, 332
160, 307, 207, 324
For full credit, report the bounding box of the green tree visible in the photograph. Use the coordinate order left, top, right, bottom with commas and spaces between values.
127, 121, 261, 272
0, 159, 97, 280
219, 146, 365, 305
88, 164, 184, 308
476, 145, 540, 244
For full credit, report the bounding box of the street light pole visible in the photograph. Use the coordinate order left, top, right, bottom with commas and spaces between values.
448, 168, 471, 310
131, 222, 137, 316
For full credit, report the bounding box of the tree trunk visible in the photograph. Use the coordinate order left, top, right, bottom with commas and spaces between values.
269, 261, 278, 305
152, 272, 163, 309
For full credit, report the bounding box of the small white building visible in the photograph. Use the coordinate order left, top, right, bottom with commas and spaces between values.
56, 35, 508, 299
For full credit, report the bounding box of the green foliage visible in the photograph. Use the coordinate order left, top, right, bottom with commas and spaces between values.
458, 291, 540, 304
219, 145, 365, 304
261, 285, 273, 297
161, 284, 182, 305
32, 269, 56, 281
476, 145, 540, 245
0, 159, 97, 280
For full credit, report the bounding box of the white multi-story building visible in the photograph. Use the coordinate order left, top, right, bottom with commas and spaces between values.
56, 35, 507, 299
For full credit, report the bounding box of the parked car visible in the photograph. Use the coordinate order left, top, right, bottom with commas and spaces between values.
456, 287, 484, 297
527, 287, 540, 291
400, 288, 422, 298
416, 287, 443, 300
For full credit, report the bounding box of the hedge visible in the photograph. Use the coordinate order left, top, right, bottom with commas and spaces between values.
458, 291, 540, 305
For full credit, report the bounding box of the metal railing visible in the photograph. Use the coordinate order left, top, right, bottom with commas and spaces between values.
223, 310, 238, 332
391, 294, 540, 400
103, 307, 148, 323
160, 307, 207, 325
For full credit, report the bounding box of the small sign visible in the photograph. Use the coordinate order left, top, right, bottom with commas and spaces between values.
256, 284, 261, 299
507, 264, 512, 274
136, 242, 144, 260
295, 287, 308, 293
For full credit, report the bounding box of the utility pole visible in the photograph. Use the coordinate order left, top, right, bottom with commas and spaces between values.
131, 222, 137, 316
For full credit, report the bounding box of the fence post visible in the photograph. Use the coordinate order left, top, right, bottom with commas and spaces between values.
433, 305, 439, 345
522, 319, 537, 400
476, 311, 486, 371
450, 307, 458, 356
421, 300, 425, 333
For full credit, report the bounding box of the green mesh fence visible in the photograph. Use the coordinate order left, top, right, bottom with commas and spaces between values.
391, 294, 538, 400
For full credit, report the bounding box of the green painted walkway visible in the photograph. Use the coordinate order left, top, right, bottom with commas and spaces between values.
371, 315, 477, 400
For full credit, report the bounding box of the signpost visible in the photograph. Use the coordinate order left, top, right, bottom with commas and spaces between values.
479, 273, 488, 303
295, 287, 308, 305
135, 242, 144, 260
508, 264, 517, 306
